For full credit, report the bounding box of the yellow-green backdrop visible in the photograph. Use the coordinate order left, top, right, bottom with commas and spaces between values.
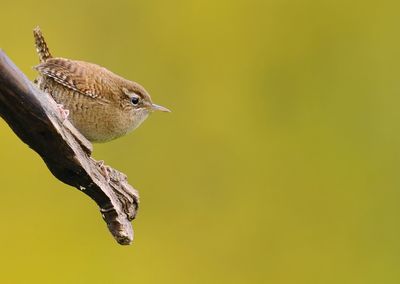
0, 0, 400, 283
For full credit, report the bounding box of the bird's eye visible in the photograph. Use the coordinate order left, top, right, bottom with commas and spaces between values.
131, 96, 140, 105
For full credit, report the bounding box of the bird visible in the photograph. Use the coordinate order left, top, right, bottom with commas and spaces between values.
33, 26, 170, 143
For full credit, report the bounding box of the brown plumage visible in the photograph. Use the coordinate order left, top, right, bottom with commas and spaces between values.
33, 27, 169, 143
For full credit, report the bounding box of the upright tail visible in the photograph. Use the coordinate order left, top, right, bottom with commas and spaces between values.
33, 26, 52, 63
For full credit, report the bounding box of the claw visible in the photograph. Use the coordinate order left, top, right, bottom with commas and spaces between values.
56, 103, 69, 123
91, 157, 111, 183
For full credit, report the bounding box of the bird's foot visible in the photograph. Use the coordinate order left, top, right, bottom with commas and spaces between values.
56, 104, 69, 122
91, 158, 111, 183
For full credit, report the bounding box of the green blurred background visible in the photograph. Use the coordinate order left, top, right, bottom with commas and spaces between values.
1, 0, 400, 283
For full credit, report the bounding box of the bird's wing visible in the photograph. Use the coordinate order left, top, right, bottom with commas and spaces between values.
34, 58, 103, 99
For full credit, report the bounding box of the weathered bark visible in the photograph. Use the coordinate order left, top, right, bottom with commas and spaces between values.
0, 50, 138, 245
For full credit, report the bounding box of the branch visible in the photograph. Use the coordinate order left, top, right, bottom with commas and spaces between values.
0, 50, 139, 245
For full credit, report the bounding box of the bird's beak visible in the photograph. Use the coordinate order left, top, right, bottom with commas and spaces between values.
151, 103, 171, 112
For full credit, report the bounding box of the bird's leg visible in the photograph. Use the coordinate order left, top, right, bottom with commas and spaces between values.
90, 157, 111, 183
98, 160, 111, 183
56, 103, 69, 123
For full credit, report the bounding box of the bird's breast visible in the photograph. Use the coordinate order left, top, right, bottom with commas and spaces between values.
36, 76, 147, 142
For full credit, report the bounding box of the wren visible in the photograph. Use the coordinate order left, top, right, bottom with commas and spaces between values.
33, 27, 170, 143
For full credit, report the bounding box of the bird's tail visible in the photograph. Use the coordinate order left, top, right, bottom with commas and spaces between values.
33, 26, 52, 63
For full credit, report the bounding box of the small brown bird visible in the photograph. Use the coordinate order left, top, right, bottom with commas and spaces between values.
33, 27, 170, 143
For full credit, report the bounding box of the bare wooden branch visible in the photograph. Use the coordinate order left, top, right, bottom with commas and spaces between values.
0, 50, 139, 245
